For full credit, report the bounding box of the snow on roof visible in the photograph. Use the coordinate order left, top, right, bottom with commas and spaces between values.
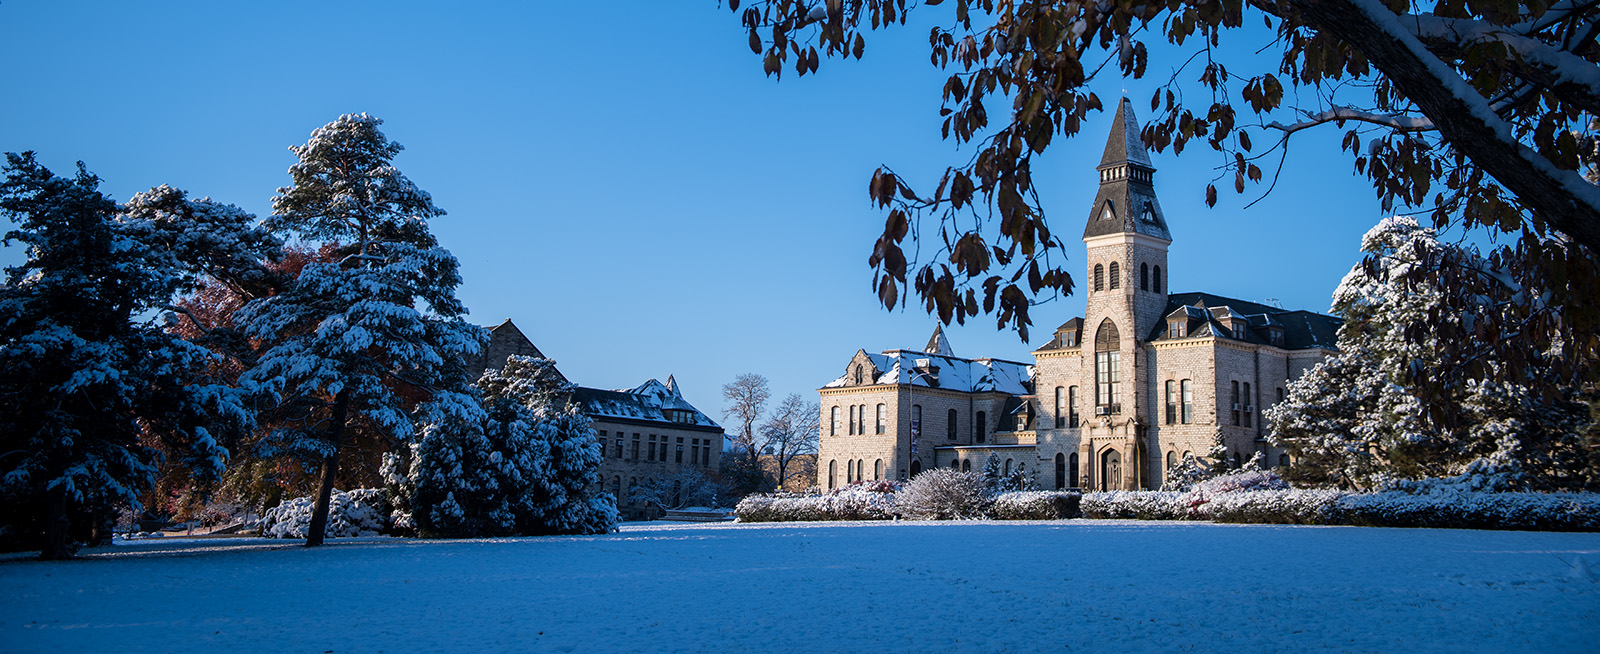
824, 348, 1033, 394
574, 377, 720, 429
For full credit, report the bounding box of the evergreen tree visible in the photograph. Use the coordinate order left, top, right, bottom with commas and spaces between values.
237, 114, 483, 546
0, 154, 270, 557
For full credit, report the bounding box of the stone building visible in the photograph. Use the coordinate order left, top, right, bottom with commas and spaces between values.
816, 99, 1341, 491
475, 320, 724, 519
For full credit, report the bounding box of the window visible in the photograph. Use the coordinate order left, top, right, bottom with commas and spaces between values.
847, 460, 855, 484
1069, 453, 1080, 488
1109, 262, 1121, 290
1165, 380, 1177, 425
858, 404, 867, 434
701, 443, 710, 465
1181, 380, 1194, 424
1153, 265, 1162, 293
1166, 450, 1178, 471
1068, 386, 1079, 427
975, 411, 987, 443
857, 459, 865, 483
613, 476, 621, 500
1277, 387, 1285, 404
1095, 319, 1120, 409
1243, 382, 1253, 428
690, 439, 699, 465
947, 409, 958, 440
631, 434, 641, 460
599, 438, 608, 458
1093, 264, 1104, 291
1279, 453, 1290, 467
875, 404, 886, 434
830, 406, 838, 436
961, 459, 971, 472
1054, 387, 1065, 428
1004, 459, 1012, 476
1168, 320, 1185, 339
854, 368, 863, 385
1062, 331, 1077, 348
911, 405, 922, 439
1231, 381, 1241, 426
951, 458, 960, 469
1054, 453, 1066, 490
676, 441, 684, 464
828, 460, 837, 489
874, 459, 883, 480
848, 405, 857, 435
1141, 262, 1149, 290
615, 439, 623, 459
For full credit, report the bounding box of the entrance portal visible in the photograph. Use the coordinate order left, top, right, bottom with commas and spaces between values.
1101, 449, 1122, 491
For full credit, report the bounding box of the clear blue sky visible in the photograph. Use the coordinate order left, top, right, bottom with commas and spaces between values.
1, 1, 1396, 423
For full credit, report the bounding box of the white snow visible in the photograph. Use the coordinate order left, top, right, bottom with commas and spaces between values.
1, 521, 1595, 652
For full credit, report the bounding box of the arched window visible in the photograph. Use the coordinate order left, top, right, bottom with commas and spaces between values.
1141, 262, 1150, 290
947, 409, 958, 440
1153, 265, 1162, 293
828, 461, 837, 489
1109, 262, 1121, 289
975, 411, 987, 443
830, 406, 839, 436
962, 459, 971, 472
910, 460, 922, 478
951, 458, 961, 469
848, 405, 857, 435
1181, 379, 1194, 424
1054, 387, 1065, 428
858, 459, 865, 482
1166, 451, 1178, 471
1004, 459, 1013, 476
1069, 453, 1080, 488
854, 367, 863, 385
875, 404, 886, 434
847, 459, 855, 483
1054, 453, 1067, 490
1165, 380, 1177, 425
874, 459, 883, 479
1093, 264, 1104, 291
1095, 319, 1121, 409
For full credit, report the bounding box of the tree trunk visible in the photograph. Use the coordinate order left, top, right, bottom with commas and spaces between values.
305, 389, 352, 547
40, 484, 70, 560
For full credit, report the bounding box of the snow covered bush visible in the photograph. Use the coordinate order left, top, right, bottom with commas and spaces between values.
989, 491, 1081, 520
982, 456, 1038, 494
894, 469, 991, 520
1079, 491, 1189, 520
735, 482, 899, 522
1181, 467, 1290, 517
260, 489, 389, 539
1337, 490, 1600, 532
1205, 489, 1351, 525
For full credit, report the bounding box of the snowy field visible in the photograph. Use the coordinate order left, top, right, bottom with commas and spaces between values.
2, 521, 1596, 653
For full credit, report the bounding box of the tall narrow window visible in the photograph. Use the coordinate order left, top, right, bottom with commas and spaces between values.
874, 459, 883, 480
947, 409, 958, 440
847, 460, 855, 484
632, 434, 640, 460
847, 405, 856, 435
1165, 380, 1176, 425
1068, 386, 1079, 427
858, 405, 867, 434
1153, 265, 1162, 293
1054, 453, 1066, 490
1243, 382, 1253, 428
830, 406, 838, 436
1231, 381, 1241, 426
1109, 262, 1121, 289
1181, 380, 1194, 424
876, 403, 886, 434
1093, 264, 1104, 291
1141, 262, 1150, 290
1166, 451, 1178, 471
1069, 453, 1080, 488
828, 460, 837, 489
1054, 387, 1065, 428
1095, 319, 1121, 409
676, 441, 684, 464
975, 411, 987, 443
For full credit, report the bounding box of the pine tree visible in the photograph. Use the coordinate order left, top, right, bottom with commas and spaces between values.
237, 115, 483, 546
0, 154, 270, 557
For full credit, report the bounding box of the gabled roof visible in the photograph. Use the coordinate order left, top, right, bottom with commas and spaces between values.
823, 347, 1034, 395
925, 325, 954, 356
572, 379, 721, 430
1152, 291, 1342, 350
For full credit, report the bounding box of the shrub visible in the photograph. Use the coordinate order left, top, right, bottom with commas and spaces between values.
734, 482, 900, 522
894, 469, 991, 520
1182, 468, 1290, 517
1337, 490, 1600, 531
259, 489, 389, 539
1205, 489, 1350, 525
1079, 491, 1189, 520
990, 491, 1081, 520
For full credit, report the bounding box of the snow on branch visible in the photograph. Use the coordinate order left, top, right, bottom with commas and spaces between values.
1267, 106, 1437, 134
1403, 12, 1600, 115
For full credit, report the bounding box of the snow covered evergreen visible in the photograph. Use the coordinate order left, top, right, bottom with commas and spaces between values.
0, 154, 272, 557
236, 114, 485, 546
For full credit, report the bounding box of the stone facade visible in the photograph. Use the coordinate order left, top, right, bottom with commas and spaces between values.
475, 321, 724, 520
817, 99, 1341, 491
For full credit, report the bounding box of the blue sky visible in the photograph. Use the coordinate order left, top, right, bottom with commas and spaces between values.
2, 1, 1396, 423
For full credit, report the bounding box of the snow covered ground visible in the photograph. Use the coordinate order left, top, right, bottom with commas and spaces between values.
1, 520, 1595, 653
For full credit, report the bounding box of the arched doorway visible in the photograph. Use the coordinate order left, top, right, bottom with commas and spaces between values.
1101, 449, 1122, 491
909, 459, 922, 479
1054, 453, 1066, 490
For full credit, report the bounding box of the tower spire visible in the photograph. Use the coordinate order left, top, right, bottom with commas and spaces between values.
924, 325, 954, 356
1084, 98, 1171, 241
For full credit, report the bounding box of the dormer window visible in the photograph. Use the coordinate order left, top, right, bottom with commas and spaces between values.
1168, 320, 1186, 339
1061, 331, 1077, 348
1100, 201, 1116, 222
1141, 202, 1156, 223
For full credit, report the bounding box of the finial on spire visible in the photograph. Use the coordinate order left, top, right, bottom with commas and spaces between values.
1099, 97, 1154, 169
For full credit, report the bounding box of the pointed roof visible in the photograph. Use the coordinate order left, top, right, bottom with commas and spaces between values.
1099, 98, 1154, 169
1084, 98, 1172, 241
925, 325, 954, 356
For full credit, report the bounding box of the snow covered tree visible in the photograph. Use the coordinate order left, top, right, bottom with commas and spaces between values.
0, 154, 271, 557
981, 455, 1037, 493
396, 355, 617, 537
1161, 453, 1213, 492
237, 114, 484, 546
757, 393, 820, 490
631, 466, 722, 511
722, 1, 1600, 398
1269, 216, 1597, 490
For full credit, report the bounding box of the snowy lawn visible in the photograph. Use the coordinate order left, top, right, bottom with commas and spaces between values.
2, 520, 1596, 653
